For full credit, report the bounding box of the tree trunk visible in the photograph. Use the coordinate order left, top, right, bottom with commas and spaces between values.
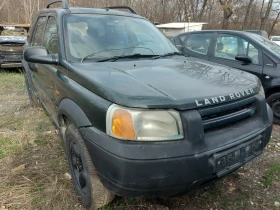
219, 0, 233, 29
268, 10, 280, 36
198, 0, 208, 22
0, 0, 6, 11
242, 0, 254, 30
260, 0, 273, 30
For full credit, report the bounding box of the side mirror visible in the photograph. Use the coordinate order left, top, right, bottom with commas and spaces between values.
24, 46, 58, 65
176, 45, 184, 52
235, 54, 252, 64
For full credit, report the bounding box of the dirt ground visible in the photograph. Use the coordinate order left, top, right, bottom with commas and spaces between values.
0, 72, 279, 210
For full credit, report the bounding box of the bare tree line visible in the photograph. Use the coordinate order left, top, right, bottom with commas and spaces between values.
1, 0, 280, 35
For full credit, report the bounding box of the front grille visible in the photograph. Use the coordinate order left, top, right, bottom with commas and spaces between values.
198, 97, 256, 132
0, 44, 24, 55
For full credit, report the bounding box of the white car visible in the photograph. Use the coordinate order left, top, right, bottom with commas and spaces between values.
270, 36, 280, 45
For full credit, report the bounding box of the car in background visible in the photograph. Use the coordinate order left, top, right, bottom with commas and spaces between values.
0, 36, 26, 69
0, 24, 29, 70
245, 30, 268, 39
172, 30, 280, 124
270, 36, 280, 45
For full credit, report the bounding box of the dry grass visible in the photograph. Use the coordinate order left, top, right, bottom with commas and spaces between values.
0, 71, 280, 210
0, 72, 83, 210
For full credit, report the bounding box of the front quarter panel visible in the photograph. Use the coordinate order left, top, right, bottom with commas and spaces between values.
263, 63, 280, 91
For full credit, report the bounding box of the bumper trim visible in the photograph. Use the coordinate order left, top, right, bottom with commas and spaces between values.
1, 63, 22, 68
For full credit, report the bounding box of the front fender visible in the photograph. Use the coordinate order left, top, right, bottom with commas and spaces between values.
58, 98, 91, 128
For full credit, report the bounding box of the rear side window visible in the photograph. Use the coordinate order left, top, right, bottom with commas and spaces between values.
185, 33, 212, 55
214, 34, 259, 64
43, 16, 58, 54
32, 16, 47, 46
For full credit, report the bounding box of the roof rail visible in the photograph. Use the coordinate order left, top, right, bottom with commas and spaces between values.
104, 6, 137, 14
46, 0, 69, 9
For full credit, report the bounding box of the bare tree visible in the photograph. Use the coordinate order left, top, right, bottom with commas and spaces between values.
198, 0, 208, 21
242, 0, 254, 30
218, 0, 234, 29
260, 0, 273, 30
0, 0, 6, 11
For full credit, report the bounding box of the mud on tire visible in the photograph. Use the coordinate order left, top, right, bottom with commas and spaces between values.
65, 124, 115, 209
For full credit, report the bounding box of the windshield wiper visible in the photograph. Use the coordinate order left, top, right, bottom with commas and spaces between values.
153, 52, 183, 59
97, 54, 154, 62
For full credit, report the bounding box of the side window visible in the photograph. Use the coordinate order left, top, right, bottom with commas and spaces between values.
43, 16, 58, 54
32, 16, 47, 46
248, 44, 259, 64
185, 33, 212, 55
214, 34, 259, 64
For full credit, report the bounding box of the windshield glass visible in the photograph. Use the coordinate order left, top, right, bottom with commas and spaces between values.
64, 14, 178, 62
250, 33, 280, 56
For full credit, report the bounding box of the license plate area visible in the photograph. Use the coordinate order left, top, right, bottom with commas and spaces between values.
215, 135, 263, 177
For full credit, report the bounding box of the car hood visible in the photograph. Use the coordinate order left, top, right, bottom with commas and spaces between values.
68, 57, 260, 110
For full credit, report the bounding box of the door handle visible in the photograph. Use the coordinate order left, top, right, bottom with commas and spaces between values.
265, 75, 270, 79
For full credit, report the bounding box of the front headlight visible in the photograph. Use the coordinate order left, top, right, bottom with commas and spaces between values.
106, 104, 184, 141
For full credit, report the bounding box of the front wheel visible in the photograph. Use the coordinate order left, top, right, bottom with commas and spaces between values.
266, 92, 280, 124
65, 124, 115, 210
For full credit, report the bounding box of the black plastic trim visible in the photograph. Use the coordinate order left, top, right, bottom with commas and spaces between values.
104, 6, 137, 14
46, 0, 69, 9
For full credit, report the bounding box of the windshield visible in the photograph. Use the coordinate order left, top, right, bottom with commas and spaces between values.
250, 33, 280, 56
64, 14, 178, 62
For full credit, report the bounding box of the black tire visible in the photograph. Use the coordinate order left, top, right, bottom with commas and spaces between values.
65, 124, 115, 210
266, 92, 280, 125
23, 69, 40, 106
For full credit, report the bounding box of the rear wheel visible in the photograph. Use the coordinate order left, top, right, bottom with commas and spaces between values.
266, 92, 280, 124
65, 124, 115, 210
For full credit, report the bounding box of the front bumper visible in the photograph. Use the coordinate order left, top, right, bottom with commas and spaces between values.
79, 96, 273, 197
0, 54, 22, 68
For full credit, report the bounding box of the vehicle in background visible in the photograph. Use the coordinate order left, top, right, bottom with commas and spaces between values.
270, 36, 280, 45
172, 30, 280, 124
0, 36, 26, 69
245, 30, 268, 39
0, 24, 29, 70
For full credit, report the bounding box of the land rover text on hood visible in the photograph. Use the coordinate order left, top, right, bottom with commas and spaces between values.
22, 0, 273, 209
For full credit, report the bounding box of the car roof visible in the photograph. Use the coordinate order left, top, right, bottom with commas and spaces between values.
39, 7, 143, 19
176, 30, 263, 37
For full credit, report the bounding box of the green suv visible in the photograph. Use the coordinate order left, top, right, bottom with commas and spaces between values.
23, 0, 273, 209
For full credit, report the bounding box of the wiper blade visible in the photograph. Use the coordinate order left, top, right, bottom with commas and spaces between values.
97, 54, 153, 62
153, 52, 182, 59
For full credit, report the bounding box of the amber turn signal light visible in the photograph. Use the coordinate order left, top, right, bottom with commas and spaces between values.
111, 109, 136, 140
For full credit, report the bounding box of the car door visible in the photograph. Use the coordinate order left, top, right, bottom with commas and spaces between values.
209, 32, 263, 80
262, 53, 278, 91
40, 15, 60, 120
30, 15, 59, 120
29, 16, 47, 100
181, 32, 214, 61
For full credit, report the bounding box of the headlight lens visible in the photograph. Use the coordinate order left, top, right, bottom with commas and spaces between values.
106, 104, 184, 141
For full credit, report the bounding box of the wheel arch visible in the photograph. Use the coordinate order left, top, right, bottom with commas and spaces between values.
265, 86, 280, 98
58, 98, 92, 129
